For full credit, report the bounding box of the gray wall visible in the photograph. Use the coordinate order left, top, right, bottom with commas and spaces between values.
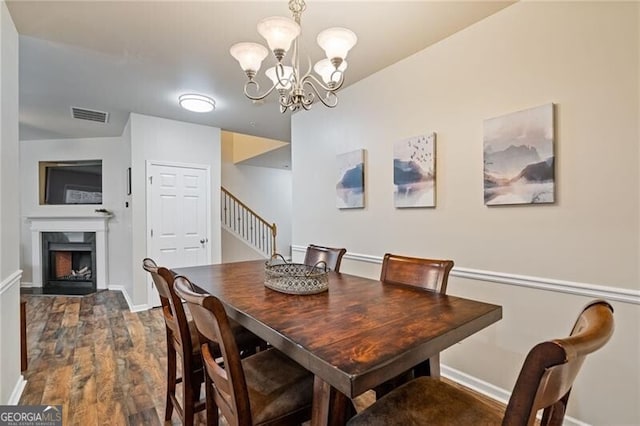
291, 2, 639, 424
0, 0, 23, 404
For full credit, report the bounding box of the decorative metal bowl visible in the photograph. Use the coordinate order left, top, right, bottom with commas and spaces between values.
264, 254, 329, 295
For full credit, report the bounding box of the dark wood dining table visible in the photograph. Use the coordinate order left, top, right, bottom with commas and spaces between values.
173, 260, 502, 426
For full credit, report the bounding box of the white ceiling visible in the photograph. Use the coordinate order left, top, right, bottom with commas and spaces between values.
7, 1, 514, 143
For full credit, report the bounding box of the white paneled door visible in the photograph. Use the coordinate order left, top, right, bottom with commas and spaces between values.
147, 161, 210, 306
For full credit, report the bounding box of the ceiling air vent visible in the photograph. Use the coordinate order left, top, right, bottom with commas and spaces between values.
71, 107, 109, 123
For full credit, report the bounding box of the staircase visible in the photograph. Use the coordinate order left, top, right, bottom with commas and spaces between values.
221, 187, 277, 258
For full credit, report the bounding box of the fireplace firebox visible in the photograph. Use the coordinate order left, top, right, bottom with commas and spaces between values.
41, 232, 97, 295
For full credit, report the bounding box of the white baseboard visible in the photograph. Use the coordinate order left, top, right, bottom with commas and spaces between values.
442, 365, 589, 426
7, 375, 26, 405
19, 281, 33, 288
108, 285, 149, 312
441, 364, 510, 405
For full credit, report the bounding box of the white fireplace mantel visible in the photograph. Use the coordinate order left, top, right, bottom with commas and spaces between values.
28, 215, 112, 289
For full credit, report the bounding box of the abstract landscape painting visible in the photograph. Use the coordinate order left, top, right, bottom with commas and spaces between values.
393, 133, 436, 208
336, 149, 365, 209
483, 104, 555, 205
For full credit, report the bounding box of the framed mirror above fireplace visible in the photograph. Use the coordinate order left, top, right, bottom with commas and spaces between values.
38, 160, 103, 205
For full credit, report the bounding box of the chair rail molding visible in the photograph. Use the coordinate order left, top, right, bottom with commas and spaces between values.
291, 245, 640, 305
0, 270, 22, 295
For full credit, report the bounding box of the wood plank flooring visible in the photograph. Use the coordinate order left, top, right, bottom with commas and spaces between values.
19, 290, 506, 425
19, 290, 188, 425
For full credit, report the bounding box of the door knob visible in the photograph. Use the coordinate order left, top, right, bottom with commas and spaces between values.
200, 238, 206, 244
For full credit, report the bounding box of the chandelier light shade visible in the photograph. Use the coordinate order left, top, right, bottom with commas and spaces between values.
316, 28, 358, 62
229, 42, 269, 76
257, 16, 301, 54
266, 65, 294, 89
313, 59, 347, 85
178, 94, 216, 113
229, 0, 357, 112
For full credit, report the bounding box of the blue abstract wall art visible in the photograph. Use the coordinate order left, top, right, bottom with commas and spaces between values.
393, 133, 436, 208
484, 103, 555, 205
336, 149, 365, 209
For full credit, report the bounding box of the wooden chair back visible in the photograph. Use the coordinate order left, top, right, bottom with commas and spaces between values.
504, 300, 615, 425
173, 276, 253, 425
142, 258, 195, 356
380, 253, 454, 293
304, 244, 347, 272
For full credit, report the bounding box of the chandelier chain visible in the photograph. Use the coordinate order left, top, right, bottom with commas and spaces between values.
288, 0, 306, 23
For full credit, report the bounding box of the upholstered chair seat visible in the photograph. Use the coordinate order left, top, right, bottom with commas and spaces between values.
349, 377, 502, 425
242, 349, 314, 424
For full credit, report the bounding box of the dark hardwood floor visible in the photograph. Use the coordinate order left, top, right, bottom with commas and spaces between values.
19, 290, 505, 425
19, 290, 187, 425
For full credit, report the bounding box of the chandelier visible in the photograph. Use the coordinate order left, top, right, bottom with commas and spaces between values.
229, 0, 357, 112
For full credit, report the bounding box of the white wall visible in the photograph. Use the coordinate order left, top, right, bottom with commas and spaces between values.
0, 0, 24, 404
291, 2, 639, 425
19, 137, 130, 294
129, 113, 221, 307
17, 113, 221, 309
119, 119, 133, 301
221, 162, 292, 258
221, 228, 265, 263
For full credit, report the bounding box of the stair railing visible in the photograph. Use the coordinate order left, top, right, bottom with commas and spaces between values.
221, 187, 277, 257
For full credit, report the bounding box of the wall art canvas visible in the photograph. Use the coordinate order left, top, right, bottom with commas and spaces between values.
336, 149, 365, 209
483, 103, 555, 205
393, 133, 436, 208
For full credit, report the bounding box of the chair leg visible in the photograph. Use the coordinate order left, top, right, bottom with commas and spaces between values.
191, 370, 203, 401
541, 391, 570, 426
205, 375, 219, 426
165, 344, 177, 422
183, 369, 195, 426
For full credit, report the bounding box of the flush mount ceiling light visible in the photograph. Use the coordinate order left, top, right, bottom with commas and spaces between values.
230, 0, 357, 112
179, 94, 216, 113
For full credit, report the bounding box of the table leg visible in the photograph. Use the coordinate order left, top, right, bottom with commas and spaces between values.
311, 376, 331, 426
311, 376, 355, 426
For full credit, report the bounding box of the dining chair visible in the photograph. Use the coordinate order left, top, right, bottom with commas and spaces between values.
303, 244, 347, 272
380, 252, 454, 294
348, 300, 615, 426
375, 253, 455, 397
173, 275, 314, 426
142, 258, 205, 425
143, 259, 265, 425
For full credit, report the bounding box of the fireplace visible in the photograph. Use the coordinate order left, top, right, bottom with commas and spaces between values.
42, 232, 97, 295
28, 215, 111, 292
